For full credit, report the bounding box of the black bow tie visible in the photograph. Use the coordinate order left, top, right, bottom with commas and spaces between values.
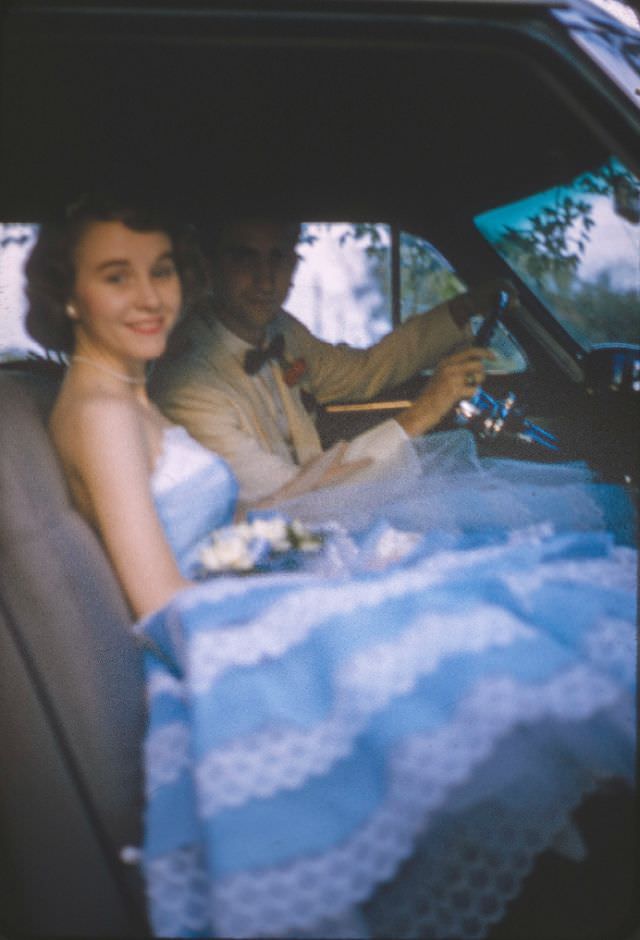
243, 333, 286, 375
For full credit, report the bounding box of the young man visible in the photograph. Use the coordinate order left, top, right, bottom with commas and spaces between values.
150, 219, 502, 502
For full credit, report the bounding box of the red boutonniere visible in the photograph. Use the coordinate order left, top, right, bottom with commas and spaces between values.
282, 357, 307, 387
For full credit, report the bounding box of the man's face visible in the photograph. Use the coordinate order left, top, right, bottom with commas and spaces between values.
209, 220, 299, 344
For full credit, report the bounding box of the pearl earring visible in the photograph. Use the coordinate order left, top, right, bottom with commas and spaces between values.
66, 303, 77, 319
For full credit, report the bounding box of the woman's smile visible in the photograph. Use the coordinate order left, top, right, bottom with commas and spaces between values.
69, 221, 182, 365
126, 316, 167, 336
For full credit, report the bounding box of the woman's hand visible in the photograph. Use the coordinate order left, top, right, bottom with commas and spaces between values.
396, 346, 495, 438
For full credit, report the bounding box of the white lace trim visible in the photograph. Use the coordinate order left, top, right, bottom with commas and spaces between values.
145, 844, 211, 937
585, 616, 637, 685
146, 721, 190, 795
205, 667, 624, 937
183, 536, 546, 695
186, 539, 635, 698
191, 607, 530, 815
359, 783, 603, 939
143, 654, 631, 938
145, 843, 369, 939
501, 544, 637, 596
144, 783, 608, 939
147, 670, 184, 701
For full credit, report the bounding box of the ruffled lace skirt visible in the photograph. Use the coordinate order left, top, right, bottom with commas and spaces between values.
137, 477, 636, 938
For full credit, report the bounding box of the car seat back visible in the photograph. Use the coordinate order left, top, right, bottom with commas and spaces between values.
0, 368, 149, 937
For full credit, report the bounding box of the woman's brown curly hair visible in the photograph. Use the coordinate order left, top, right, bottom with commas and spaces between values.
25, 194, 206, 354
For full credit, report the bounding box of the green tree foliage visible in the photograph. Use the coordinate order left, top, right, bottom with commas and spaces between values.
398, 232, 466, 317
493, 161, 640, 345
330, 222, 465, 321
0, 223, 33, 248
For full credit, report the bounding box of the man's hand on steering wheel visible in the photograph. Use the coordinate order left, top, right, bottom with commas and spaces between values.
396, 346, 496, 438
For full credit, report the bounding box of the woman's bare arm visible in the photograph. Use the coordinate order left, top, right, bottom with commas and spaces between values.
60, 398, 190, 618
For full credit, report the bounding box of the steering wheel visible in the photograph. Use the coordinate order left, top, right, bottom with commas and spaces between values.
454, 290, 559, 452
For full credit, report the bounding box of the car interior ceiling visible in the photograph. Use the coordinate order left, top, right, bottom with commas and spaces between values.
2, 30, 615, 223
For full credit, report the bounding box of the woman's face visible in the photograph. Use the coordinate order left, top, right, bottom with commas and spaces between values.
69, 220, 182, 363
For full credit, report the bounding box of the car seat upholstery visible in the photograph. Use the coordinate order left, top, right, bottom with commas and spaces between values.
0, 369, 149, 937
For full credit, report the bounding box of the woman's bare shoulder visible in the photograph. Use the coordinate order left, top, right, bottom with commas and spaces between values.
50, 386, 148, 467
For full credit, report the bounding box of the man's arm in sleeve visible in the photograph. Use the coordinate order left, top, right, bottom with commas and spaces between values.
288, 295, 474, 405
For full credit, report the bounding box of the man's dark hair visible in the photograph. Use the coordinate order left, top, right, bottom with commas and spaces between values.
196, 218, 302, 261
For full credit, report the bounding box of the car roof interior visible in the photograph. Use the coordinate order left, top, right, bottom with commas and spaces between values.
2, 5, 632, 243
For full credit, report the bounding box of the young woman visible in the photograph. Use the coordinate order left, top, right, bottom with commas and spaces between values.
27, 199, 636, 939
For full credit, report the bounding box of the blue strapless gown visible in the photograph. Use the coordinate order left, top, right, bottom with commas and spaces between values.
137, 426, 636, 939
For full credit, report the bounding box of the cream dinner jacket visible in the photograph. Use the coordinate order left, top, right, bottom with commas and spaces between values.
150, 302, 472, 501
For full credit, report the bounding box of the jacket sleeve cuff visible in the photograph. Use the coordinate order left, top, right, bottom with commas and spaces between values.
342, 417, 407, 458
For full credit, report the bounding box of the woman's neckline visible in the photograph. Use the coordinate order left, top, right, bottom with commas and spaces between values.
72, 355, 147, 385
151, 424, 217, 492
152, 424, 185, 475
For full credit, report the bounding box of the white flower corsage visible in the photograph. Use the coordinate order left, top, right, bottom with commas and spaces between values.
198, 513, 324, 575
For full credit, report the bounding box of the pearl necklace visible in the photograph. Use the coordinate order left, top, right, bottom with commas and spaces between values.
72, 355, 147, 385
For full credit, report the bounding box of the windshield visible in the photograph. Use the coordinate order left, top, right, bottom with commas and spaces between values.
474, 157, 640, 349
553, 6, 640, 108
